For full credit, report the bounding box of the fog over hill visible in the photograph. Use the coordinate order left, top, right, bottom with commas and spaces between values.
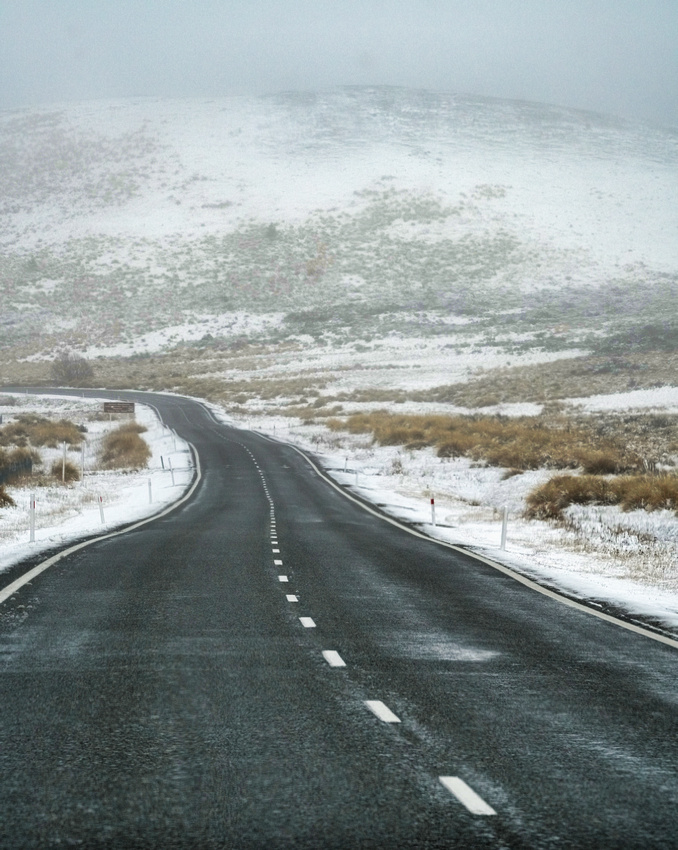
1, 86, 677, 365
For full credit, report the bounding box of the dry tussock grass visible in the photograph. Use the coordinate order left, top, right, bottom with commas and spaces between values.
49, 459, 81, 482
0, 415, 84, 448
327, 412, 638, 473
527, 473, 678, 519
0, 485, 15, 507
100, 423, 150, 469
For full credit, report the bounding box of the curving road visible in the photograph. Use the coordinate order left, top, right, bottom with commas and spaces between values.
0, 390, 677, 849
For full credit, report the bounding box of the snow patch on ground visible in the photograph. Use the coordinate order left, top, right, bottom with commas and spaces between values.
207, 405, 678, 636
569, 386, 678, 413
0, 394, 194, 575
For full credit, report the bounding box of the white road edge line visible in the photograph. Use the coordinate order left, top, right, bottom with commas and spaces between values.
322, 650, 346, 667
439, 777, 497, 816
299, 617, 316, 628
0, 430, 202, 608
247, 430, 678, 651
364, 700, 400, 723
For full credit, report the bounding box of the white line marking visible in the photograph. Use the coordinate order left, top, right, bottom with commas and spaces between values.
299, 617, 316, 628
439, 777, 496, 816
364, 700, 400, 723
261, 438, 678, 651
278, 575, 288, 582
272, 548, 280, 553
274, 559, 283, 565
0, 431, 202, 608
286, 594, 299, 602
322, 650, 346, 667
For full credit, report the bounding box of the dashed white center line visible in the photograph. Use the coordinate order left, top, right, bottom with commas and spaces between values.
299, 617, 316, 628
274, 559, 283, 566
278, 575, 289, 582
438, 777, 497, 816
364, 700, 401, 723
272, 548, 280, 553
322, 650, 346, 668
286, 594, 299, 602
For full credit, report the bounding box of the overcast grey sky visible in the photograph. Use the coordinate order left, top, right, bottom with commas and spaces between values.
1, 0, 676, 127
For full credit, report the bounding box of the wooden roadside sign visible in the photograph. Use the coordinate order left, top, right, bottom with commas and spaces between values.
103, 402, 135, 414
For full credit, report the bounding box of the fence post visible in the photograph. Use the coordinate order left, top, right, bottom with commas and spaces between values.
29, 494, 35, 543
501, 506, 508, 550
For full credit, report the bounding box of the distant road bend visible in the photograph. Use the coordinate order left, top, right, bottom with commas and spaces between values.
0, 389, 676, 849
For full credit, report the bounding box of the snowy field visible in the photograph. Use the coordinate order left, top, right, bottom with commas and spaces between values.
1, 89, 677, 637
209, 386, 678, 637
1, 88, 677, 364
0, 393, 194, 575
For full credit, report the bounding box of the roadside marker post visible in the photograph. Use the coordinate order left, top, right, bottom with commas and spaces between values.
501, 506, 508, 550
62, 442, 67, 483
169, 457, 175, 486
29, 494, 35, 543
80, 444, 85, 482
98, 496, 105, 525
431, 497, 436, 527
148, 479, 152, 504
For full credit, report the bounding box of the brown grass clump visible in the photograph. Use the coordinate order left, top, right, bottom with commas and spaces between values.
100, 423, 151, 469
526, 473, 678, 519
611, 474, 678, 512
327, 412, 637, 473
0, 446, 36, 483
526, 475, 614, 519
0, 485, 15, 507
49, 459, 81, 482
0, 415, 84, 448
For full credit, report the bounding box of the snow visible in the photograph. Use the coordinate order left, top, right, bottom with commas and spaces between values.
206, 406, 678, 637
569, 386, 678, 413
0, 393, 194, 575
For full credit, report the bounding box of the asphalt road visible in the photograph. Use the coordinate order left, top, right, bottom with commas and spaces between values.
0, 390, 677, 849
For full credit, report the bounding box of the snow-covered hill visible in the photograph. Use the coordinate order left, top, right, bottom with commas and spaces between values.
1, 87, 676, 356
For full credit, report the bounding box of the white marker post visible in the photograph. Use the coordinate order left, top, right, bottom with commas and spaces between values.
431, 497, 436, 527
501, 506, 508, 550
169, 457, 175, 486
29, 494, 35, 543
148, 478, 152, 504
81, 444, 85, 481
62, 442, 67, 482
344, 457, 347, 472
98, 496, 105, 525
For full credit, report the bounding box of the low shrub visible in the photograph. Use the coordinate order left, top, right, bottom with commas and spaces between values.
0, 485, 15, 507
611, 474, 678, 512
327, 412, 636, 473
100, 423, 151, 469
527, 473, 678, 519
526, 475, 613, 519
0, 446, 36, 484
50, 459, 81, 482
0, 415, 84, 448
